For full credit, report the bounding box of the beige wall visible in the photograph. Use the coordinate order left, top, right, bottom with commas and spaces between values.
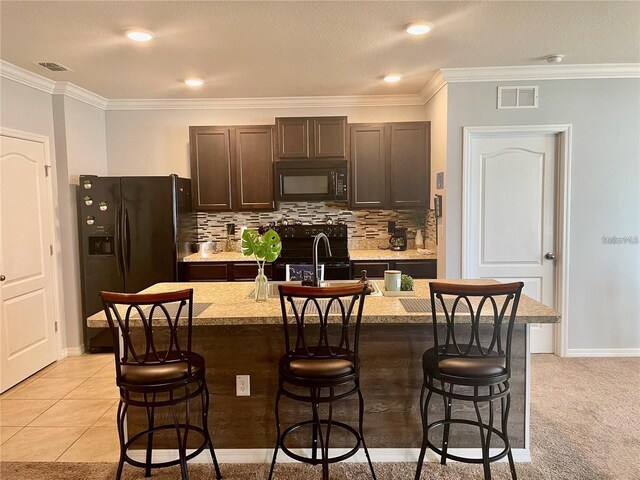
105, 105, 426, 176
52, 95, 108, 350
423, 85, 448, 278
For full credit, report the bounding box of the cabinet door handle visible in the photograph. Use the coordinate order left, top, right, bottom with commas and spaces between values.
0, 275, 6, 281
545, 252, 556, 260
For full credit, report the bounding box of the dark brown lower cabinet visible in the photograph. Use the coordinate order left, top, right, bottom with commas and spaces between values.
351, 259, 436, 279
180, 262, 272, 282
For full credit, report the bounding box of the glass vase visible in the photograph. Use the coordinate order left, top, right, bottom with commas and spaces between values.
415, 229, 424, 250
254, 267, 268, 302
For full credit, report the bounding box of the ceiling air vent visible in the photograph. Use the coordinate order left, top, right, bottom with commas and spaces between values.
497, 86, 538, 109
36, 62, 72, 72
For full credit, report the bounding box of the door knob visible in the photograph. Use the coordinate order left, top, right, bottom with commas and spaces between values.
545, 252, 556, 260
0, 275, 5, 281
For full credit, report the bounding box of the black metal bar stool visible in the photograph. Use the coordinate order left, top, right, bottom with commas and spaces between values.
100, 289, 222, 480
415, 281, 524, 480
268, 284, 376, 480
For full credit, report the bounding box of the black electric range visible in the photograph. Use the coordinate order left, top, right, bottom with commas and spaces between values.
272, 224, 350, 281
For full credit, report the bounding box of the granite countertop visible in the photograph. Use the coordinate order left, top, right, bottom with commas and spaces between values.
182, 252, 247, 262
87, 279, 560, 328
182, 249, 437, 263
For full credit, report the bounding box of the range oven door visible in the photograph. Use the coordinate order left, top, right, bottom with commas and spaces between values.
274, 160, 348, 202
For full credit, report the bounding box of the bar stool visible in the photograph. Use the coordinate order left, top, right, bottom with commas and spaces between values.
415, 281, 524, 480
268, 284, 376, 480
100, 289, 222, 480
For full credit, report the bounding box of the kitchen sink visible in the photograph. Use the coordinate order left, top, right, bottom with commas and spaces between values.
246, 279, 382, 299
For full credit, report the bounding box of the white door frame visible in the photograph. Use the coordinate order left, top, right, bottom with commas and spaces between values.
1, 127, 65, 361
462, 124, 572, 357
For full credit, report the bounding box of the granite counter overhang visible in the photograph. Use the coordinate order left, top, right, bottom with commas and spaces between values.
180, 249, 437, 263
87, 279, 560, 328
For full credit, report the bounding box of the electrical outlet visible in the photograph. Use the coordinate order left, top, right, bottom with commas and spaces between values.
236, 374, 250, 396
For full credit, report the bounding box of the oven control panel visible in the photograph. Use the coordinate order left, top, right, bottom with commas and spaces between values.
275, 224, 347, 239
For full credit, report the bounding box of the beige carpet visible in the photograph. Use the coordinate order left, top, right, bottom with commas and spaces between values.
2, 355, 639, 479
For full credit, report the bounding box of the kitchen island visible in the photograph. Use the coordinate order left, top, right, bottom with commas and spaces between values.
88, 279, 559, 463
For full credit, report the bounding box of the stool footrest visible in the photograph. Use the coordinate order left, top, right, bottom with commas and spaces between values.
279, 419, 362, 465
426, 418, 511, 464
122, 423, 209, 469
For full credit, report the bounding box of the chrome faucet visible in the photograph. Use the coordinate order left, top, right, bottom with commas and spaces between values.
307, 233, 332, 287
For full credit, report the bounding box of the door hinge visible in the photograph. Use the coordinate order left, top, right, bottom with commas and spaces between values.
44, 165, 51, 177
54, 321, 58, 333
50, 244, 54, 256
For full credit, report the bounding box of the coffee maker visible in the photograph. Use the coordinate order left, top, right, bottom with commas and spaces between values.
389, 226, 407, 251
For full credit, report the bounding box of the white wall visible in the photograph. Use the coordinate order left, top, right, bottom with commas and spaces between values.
105, 105, 426, 176
445, 78, 640, 352
423, 85, 448, 278
52, 95, 107, 350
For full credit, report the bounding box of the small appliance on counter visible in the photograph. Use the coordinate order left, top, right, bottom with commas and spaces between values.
389, 226, 407, 251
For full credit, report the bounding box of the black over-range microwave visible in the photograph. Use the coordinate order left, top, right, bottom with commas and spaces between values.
274, 159, 348, 202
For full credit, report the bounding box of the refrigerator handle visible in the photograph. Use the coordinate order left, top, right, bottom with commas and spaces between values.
123, 205, 131, 274
115, 204, 124, 278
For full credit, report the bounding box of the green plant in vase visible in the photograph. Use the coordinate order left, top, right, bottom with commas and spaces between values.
241, 228, 282, 302
413, 208, 426, 249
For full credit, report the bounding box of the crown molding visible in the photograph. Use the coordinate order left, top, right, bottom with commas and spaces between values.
3, 59, 638, 111
0, 60, 55, 94
441, 63, 640, 83
105, 94, 424, 111
418, 70, 446, 104
52, 82, 108, 110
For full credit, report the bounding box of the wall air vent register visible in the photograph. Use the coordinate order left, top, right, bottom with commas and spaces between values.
497, 86, 538, 109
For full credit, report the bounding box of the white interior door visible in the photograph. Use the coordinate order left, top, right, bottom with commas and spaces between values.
464, 130, 557, 353
0, 134, 58, 392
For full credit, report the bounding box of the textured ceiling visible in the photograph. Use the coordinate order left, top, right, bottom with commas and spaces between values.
1, 1, 638, 99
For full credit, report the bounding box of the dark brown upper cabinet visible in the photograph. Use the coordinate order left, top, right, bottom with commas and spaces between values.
389, 122, 429, 209
276, 116, 347, 160
190, 127, 233, 211
349, 124, 387, 208
349, 122, 430, 210
234, 127, 275, 211
190, 125, 275, 212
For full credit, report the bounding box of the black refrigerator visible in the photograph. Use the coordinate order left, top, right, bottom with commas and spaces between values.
77, 175, 193, 352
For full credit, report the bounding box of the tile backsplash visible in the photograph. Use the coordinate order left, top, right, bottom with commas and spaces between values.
196, 202, 436, 249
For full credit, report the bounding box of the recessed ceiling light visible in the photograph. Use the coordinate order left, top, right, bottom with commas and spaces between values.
383, 74, 402, 83
185, 78, 204, 87
545, 54, 564, 64
404, 23, 433, 35
126, 30, 154, 42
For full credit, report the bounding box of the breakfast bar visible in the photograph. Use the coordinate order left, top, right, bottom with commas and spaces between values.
88, 279, 560, 462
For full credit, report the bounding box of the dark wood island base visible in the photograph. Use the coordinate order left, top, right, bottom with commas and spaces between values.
127, 324, 527, 452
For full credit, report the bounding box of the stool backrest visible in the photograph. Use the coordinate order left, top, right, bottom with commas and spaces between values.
100, 289, 194, 383
429, 282, 524, 375
278, 284, 367, 367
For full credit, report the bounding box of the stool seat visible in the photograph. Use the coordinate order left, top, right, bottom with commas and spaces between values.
288, 357, 355, 378
423, 346, 506, 379
120, 352, 205, 386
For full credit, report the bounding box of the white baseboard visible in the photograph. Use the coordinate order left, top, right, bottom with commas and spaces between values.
129, 448, 531, 464
565, 348, 640, 357
61, 345, 84, 357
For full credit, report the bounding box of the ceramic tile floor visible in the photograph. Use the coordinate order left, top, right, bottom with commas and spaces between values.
0, 354, 121, 462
